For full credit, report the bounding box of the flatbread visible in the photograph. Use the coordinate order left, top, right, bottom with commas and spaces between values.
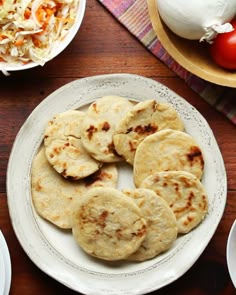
72, 187, 147, 261
113, 99, 184, 164
133, 129, 204, 187
140, 171, 208, 233
44, 110, 101, 180
123, 188, 177, 261
31, 147, 118, 229
81, 96, 134, 163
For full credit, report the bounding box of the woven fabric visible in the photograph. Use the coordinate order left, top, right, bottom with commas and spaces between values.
98, 0, 236, 125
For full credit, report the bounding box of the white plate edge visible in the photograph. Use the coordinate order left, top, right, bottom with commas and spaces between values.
0, 231, 11, 295
227, 220, 236, 288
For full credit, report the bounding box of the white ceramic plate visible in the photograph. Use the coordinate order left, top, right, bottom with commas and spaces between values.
7, 74, 227, 295
227, 220, 236, 288
0, 231, 11, 295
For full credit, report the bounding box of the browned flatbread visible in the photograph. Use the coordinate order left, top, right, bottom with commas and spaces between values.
31, 147, 118, 229
72, 187, 147, 261
81, 96, 134, 162
140, 171, 208, 233
44, 110, 101, 180
123, 188, 177, 260
113, 99, 184, 164
133, 129, 204, 187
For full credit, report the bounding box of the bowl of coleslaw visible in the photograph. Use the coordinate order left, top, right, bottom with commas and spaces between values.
0, 0, 86, 75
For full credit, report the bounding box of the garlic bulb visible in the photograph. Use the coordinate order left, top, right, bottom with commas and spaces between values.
156, 0, 236, 42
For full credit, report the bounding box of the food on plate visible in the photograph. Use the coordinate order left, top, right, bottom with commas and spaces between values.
210, 20, 236, 70
31, 95, 208, 262
0, 0, 80, 66
72, 187, 147, 261
156, 0, 236, 42
31, 147, 118, 229
113, 99, 184, 165
44, 110, 101, 180
140, 171, 208, 234
81, 95, 133, 163
133, 129, 204, 187
122, 188, 178, 261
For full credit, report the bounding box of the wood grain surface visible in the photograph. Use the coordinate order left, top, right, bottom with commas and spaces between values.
0, 1, 236, 294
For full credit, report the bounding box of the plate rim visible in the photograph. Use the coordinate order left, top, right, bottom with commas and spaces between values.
6, 73, 227, 294
0, 242, 6, 295
0, 231, 11, 295
227, 220, 236, 288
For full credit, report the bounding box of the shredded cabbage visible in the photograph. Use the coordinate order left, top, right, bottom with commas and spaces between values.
0, 0, 80, 67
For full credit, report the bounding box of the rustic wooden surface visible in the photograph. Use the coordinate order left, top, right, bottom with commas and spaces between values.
1, 0, 236, 294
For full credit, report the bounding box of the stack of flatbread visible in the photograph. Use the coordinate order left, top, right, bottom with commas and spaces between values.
31, 95, 208, 262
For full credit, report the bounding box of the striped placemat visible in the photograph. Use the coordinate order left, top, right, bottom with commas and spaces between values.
98, 0, 236, 125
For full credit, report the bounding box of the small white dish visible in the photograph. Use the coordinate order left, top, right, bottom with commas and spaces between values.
0, 247, 6, 295
227, 220, 236, 288
0, 231, 12, 295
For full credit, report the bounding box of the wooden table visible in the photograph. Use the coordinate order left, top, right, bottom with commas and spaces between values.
1, 0, 236, 294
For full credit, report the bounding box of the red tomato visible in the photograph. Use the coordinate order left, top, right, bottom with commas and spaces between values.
210, 20, 236, 70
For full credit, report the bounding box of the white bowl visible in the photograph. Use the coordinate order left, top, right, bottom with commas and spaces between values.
227, 220, 236, 288
0, 0, 86, 74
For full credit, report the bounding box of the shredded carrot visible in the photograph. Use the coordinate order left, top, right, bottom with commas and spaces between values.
14, 39, 24, 46
55, 2, 62, 9
36, 7, 46, 24
24, 8, 31, 19
32, 38, 42, 48
0, 34, 7, 41
46, 7, 56, 16
36, 5, 57, 31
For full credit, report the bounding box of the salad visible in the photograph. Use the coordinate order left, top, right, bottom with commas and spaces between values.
0, 0, 80, 68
